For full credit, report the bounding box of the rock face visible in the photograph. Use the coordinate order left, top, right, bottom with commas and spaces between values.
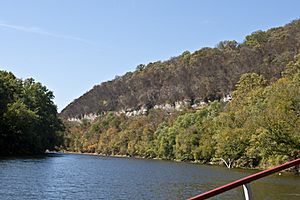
67, 95, 232, 122
61, 19, 300, 119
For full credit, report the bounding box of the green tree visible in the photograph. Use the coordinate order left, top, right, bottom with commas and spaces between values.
0, 70, 63, 156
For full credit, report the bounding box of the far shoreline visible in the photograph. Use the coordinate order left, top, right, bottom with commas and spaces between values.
54, 151, 300, 175
49, 150, 272, 172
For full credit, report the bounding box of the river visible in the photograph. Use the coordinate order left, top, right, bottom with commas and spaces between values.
0, 153, 299, 200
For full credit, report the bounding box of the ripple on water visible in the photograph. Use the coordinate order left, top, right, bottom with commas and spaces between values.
0, 154, 299, 200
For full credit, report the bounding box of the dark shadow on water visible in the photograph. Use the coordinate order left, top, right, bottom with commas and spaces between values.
44, 152, 64, 158
0, 152, 63, 161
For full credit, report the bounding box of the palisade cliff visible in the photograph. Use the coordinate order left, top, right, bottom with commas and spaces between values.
61, 19, 300, 119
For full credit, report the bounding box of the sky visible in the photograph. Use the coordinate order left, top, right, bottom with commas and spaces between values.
0, 0, 299, 111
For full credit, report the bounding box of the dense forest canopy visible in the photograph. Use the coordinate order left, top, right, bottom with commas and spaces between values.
61, 19, 300, 119
0, 71, 64, 155
63, 55, 300, 169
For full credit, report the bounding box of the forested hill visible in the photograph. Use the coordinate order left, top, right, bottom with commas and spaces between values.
61, 19, 300, 119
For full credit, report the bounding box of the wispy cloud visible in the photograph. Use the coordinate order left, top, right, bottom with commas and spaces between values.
0, 21, 95, 45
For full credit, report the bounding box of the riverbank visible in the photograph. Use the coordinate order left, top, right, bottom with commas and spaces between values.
53, 150, 299, 174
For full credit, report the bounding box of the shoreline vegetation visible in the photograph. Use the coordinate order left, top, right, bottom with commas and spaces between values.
62, 56, 300, 171
0, 71, 64, 156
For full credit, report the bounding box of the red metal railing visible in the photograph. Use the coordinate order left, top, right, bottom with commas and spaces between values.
189, 158, 300, 200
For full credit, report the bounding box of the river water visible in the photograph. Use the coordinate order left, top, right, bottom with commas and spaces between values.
0, 153, 299, 200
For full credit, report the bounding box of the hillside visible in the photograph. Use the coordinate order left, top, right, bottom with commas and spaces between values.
63, 56, 300, 169
61, 19, 300, 119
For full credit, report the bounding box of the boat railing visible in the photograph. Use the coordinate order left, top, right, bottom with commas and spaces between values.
188, 158, 300, 200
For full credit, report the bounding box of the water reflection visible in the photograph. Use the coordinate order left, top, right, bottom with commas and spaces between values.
0, 153, 299, 200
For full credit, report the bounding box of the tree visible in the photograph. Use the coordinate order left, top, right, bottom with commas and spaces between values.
136, 64, 146, 71
4, 100, 38, 154
0, 70, 64, 156
245, 30, 269, 48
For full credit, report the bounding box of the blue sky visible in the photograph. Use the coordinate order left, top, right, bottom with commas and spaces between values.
0, 0, 299, 111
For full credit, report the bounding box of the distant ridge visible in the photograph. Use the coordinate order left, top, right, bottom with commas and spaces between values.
61, 19, 300, 118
